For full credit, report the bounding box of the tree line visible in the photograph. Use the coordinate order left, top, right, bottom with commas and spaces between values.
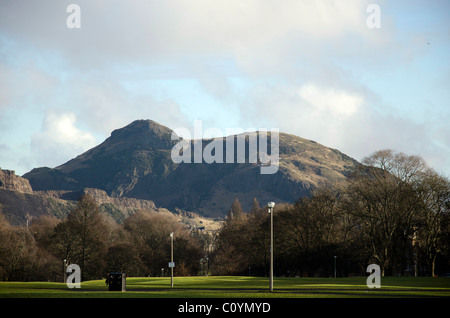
213, 150, 450, 277
0, 149, 448, 281
0, 196, 205, 281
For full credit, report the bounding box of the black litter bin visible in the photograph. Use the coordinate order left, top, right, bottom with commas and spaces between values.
107, 273, 126, 291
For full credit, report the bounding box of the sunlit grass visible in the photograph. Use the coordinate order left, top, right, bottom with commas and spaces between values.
0, 276, 449, 298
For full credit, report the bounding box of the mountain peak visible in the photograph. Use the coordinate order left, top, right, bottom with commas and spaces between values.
109, 119, 176, 145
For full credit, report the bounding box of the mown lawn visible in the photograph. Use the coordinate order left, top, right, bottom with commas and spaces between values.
0, 276, 449, 298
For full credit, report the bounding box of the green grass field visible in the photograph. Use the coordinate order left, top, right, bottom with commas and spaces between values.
0, 276, 449, 298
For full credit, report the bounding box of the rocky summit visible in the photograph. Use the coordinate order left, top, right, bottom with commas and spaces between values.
0, 169, 33, 193
23, 119, 361, 218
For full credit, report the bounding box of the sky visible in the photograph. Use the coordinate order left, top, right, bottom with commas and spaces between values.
0, 0, 449, 177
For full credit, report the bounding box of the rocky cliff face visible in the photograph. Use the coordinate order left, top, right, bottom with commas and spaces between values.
37, 188, 157, 211
0, 169, 33, 193
0, 169, 161, 225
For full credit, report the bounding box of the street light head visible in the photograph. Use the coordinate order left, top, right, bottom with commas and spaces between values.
170, 232, 174, 238
267, 202, 275, 208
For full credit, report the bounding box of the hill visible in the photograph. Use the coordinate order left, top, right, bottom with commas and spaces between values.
22, 120, 361, 218
0, 169, 218, 230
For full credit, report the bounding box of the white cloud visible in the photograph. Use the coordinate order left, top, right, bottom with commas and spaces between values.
0, 0, 381, 71
67, 76, 192, 136
238, 82, 367, 147
236, 80, 450, 178
298, 84, 363, 118
31, 111, 98, 168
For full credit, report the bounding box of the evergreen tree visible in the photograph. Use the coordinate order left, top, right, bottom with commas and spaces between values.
250, 197, 261, 215
227, 197, 243, 220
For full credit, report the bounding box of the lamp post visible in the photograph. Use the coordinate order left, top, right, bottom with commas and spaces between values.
267, 201, 275, 292
170, 232, 174, 288
63, 259, 67, 284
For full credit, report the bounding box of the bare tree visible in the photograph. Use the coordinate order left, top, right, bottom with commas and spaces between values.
53, 194, 108, 280
345, 149, 428, 275
0, 216, 36, 281
277, 188, 342, 276
105, 241, 146, 275
212, 243, 246, 275
123, 210, 201, 276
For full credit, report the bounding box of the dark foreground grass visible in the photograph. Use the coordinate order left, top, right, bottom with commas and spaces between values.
0, 276, 449, 298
